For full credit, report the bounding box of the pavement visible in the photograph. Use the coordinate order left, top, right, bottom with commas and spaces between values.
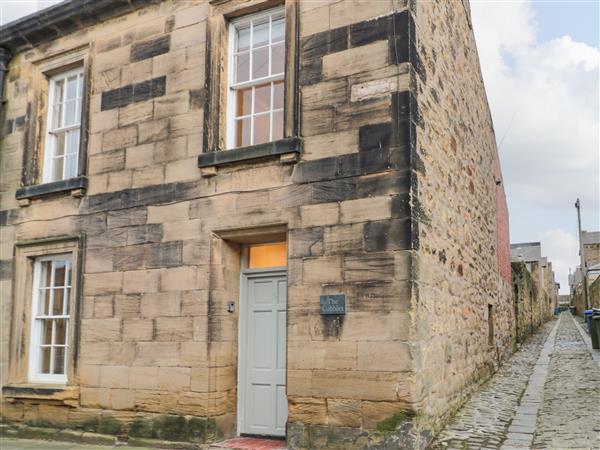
0, 438, 133, 449
431, 312, 600, 450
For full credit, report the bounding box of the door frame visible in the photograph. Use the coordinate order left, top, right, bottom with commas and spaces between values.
237, 265, 287, 436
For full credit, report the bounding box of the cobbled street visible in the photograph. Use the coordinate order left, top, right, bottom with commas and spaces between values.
431, 312, 600, 450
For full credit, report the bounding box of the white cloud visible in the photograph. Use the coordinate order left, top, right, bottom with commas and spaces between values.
540, 228, 579, 291
471, 0, 599, 293
0, 0, 63, 26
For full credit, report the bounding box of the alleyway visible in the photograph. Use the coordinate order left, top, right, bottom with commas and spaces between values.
431, 312, 600, 449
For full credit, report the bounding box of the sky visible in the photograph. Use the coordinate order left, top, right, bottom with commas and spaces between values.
1, 0, 598, 293
470, 0, 600, 293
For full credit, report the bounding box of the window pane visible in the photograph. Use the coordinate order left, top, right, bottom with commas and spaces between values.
64, 287, 71, 313
272, 16, 285, 42
235, 53, 250, 83
248, 242, 287, 268
53, 347, 65, 374
64, 99, 77, 126
53, 79, 64, 105
41, 261, 52, 287
64, 154, 78, 180
272, 110, 283, 141
54, 261, 66, 286
53, 289, 64, 316
237, 25, 250, 52
39, 289, 51, 316
55, 132, 66, 157
55, 320, 67, 345
42, 320, 53, 345
273, 81, 284, 109
253, 113, 270, 145
253, 19, 269, 47
236, 117, 251, 147
78, 74, 84, 98
66, 75, 78, 100
52, 156, 64, 182
236, 88, 252, 117
52, 105, 62, 130
271, 43, 284, 75
40, 347, 51, 373
254, 84, 271, 113
252, 47, 269, 79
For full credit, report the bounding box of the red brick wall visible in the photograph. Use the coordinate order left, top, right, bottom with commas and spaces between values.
494, 152, 511, 283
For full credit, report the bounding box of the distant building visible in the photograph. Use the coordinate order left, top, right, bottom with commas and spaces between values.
571, 230, 600, 313
510, 242, 557, 341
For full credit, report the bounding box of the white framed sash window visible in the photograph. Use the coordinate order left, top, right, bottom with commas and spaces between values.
227, 7, 285, 149
28, 255, 73, 384
43, 67, 84, 183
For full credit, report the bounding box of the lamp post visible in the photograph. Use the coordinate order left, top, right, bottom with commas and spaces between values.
575, 198, 589, 310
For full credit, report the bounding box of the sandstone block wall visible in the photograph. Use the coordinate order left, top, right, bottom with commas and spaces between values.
0, 0, 514, 447
409, 0, 514, 425
1, 0, 421, 447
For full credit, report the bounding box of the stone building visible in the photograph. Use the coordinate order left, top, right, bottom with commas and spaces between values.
510, 242, 558, 333
570, 230, 600, 313
0, 0, 513, 448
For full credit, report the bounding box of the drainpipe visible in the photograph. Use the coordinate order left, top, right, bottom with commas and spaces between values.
0, 47, 12, 113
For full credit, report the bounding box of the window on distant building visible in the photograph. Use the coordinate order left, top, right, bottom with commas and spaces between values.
43, 67, 84, 183
227, 7, 285, 149
29, 255, 73, 383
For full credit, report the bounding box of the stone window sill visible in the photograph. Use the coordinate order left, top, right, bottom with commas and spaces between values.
197, 137, 303, 176
2, 384, 79, 405
15, 176, 87, 206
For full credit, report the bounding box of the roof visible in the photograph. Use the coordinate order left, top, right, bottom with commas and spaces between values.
510, 242, 542, 262
582, 231, 600, 246
0, 0, 159, 55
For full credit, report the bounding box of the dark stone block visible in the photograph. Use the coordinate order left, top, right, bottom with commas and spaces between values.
0, 210, 8, 226
14, 115, 25, 128
292, 156, 337, 183
85, 191, 122, 213
74, 213, 107, 235
312, 178, 357, 203
147, 241, 182, 268
299, 57, 323, 86
107, 207, 147, 228
190, 89, 206, 109
127, 224, 162, 245
364, 218, 411, 252
389, 36, 410, 65
358, 147, 391, 175
289, 227, 324, 258
392, 10, 411, 41
130, 34, 170, 62
359, 122, 391, 151
0, 259, 12, 281
132, 76, 166, 103
357, 170, 410, 197
101, 84, 133, 110
4, 119, 13, 134
350, 15, 391, 47
113, 245, 145, 271
301, 30, 329, 59
391, 193, 411, 218
328, 26, 349, 53
300, 26, 348, 60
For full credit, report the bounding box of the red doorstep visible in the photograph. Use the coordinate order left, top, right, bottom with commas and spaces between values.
211, 437, 287, 450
